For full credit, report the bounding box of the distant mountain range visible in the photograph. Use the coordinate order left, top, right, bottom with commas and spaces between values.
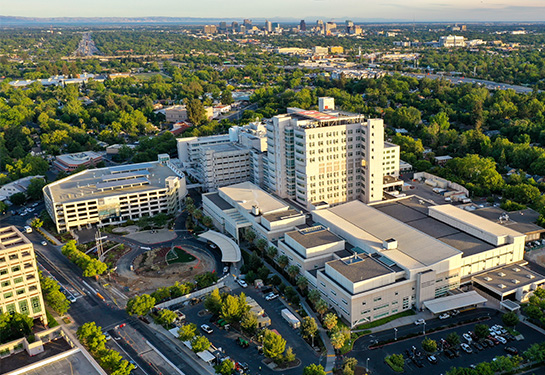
0, 15, 414, 26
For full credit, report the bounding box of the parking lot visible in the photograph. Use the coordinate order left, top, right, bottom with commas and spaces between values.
178, 285, 322, 374
351, 313, 545, 374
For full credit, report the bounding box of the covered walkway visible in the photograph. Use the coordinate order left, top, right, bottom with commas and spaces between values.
423, 291, 487, 314
199, 230, 241, 263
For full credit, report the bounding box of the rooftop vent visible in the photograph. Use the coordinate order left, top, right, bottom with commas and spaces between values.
527, 274, 536, 279
512, 267, 521, 272
382, 238, 398, 250
498, 272, 506, 277
251, 205, 260, 216
511, 279, 520, 284
484, 276, 493, 282
498, 284, 507, 289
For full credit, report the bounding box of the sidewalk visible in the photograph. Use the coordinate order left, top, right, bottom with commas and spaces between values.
520, 316, 545, 336
37, 226, 63, 246
366, 311, 434, 334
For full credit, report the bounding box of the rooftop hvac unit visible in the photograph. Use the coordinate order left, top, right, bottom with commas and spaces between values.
498, 284, 507, 289
498, 272, 506, 277
483, 276, 493, 281
512, 267, 521, 272
527, 274, 536, 279
511, 279, 520, 284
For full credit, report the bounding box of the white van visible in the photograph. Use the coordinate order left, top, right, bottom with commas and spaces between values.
24, 226, 32, 233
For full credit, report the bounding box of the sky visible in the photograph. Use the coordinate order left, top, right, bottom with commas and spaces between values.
2, 0, 545, 22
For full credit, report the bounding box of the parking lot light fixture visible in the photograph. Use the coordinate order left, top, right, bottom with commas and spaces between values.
423, 321, 426, 335
394, 327, 398, 341
366, 357, 369, 373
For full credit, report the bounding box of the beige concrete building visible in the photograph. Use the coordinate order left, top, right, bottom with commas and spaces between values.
0, 226, 46, 324
43, 155, 187, 233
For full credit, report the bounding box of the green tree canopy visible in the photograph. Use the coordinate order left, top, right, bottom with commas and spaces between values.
263, 329, 286, 359
126, 294, 156, 317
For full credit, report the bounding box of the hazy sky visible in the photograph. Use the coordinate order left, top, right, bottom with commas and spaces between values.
2, 0, 545, 21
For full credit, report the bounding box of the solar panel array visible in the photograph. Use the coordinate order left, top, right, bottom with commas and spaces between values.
109, 163, 154, 174
102, 171, 150, 182
96, 177, 149, 191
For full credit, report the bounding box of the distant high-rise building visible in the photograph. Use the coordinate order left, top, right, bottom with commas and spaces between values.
346, 20, 354, 33
240, 25, 246, 34
231, 21, 239, 33
325, 22, 336, 34
219, 21, 227, 32
265, 20, 272, 33
299, 20, 307, 31
243, 19, 252, 28
203, 25, 217, 34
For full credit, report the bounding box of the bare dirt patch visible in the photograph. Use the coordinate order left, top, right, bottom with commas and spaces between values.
113, 246, 216, 297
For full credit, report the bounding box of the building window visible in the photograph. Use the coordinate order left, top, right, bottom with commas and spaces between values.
330, 290, 337, 296
31, 297, 42, 313
3, 292, 13, 299
1, 281, 10, 287
16, 288, 25, 295
12, 266, 21, 273
19, 300, 29, 315
373, 297, 382, 302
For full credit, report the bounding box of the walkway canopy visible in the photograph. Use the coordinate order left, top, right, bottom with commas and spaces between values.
197, 350, 216, 364
423, 291, 487, 314
500, 300, 521, 312
199, 230, 241, 263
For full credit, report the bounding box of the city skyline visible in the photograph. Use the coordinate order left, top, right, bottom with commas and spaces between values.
2, 0, 545, 22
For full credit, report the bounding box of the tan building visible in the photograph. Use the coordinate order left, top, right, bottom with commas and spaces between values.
0, 226, 46, 325
43, 155, 187, 233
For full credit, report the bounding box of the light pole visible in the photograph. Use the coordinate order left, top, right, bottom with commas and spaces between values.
394, 327, 398, 341
422, 322, 426, 335
366, 357, 370, 373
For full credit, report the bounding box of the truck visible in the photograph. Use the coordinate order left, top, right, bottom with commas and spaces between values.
24, 226, 32, 233
424, 179, 438, 187
281, 308, 300, 329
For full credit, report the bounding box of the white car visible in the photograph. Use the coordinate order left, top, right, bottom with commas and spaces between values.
463, 333, 472, 343
200, 324, 213, 334
414, 319, 426, 325
104, 332, 112, 341
439, 313, 450, 320
265, 293, 278, 301
237, 279, 248, 288
461, 343, 473, 353
496, 336, 507, 344
41, 241, 47, 246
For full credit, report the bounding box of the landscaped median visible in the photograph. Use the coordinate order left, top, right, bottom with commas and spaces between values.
385, 353, 405, 373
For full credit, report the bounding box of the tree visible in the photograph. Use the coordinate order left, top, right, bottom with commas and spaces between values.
266, 246, 278, 259
502, 311, 520, 327
220, 89, 234, 105
10, 192, 26, 205
26, 178, 46, 200
446, 332, 461, 347
296, 276, 308, 292
0, 201, 7, 214
191, 335, 210, 353
474, 324, 490, 339
202, 216, 213, 228
0, 312, 34, 344
300, 316, 318, 345
284, 346, 296, 362
286, 265, 300, 279
178, 323, 197, 342
155, 309, 177, 327
76, 322, 106, 354
126, 294, 156, 317
330, 331, 345, 351
323, 313, 338, 330
256, 238, 268, 255
187, 98, 207, 126
277, 255, 289, 269
422, 337, 437, 353
215, 359, 235, 375
221, 294, 244, 323
243, 228, 257, 243
314, 299, 328, 318
308, 289, 321, 305
204, 288, 223, 315
303, 363, 326, 375
30, 217, 43, 229
342, 357, 358, 375
263, 329, 286, 360
241, 311, 258, 335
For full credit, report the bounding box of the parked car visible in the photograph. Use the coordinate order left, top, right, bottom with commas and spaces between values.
480, 339, 489, 348
201, 324, 213, 334
129, 360, 138, 369
505, 333, 516, 341
405, 349, 413, 358
41, 241, 47, 246
488, 336, 500, 345
104, 332, 112, 341
473, 342, 483, 351
496, 336, 507, 345
463, 333, 473, 343
427, 355, 438, 364
414, 319, 426, 325
485, 339, 495, 347
504, 347, 518, 355
265, 293, 278, 301
411, 357, 424, 368
236, 337, 250, 348
439, 313, 450, 320
444, 349, 456, 358
237, 279, 248, 288
461, 343, 473, 354
451, 309, 459, 316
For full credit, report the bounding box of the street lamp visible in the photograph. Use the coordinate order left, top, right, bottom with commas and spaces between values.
394, 327, 398, 341
422, 321, 426, 335
366, 357, 370, 373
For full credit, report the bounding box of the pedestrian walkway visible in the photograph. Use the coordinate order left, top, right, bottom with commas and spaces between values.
124, 229, 177, 244
366, 311, 434, 334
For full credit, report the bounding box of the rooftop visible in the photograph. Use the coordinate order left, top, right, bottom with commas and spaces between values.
423, 291, 487, 314
204, 192, 234, 211
201, 143, 250, 154
286, 225, 343, 249
327, 254, 394, 283
315, 200, 461, 268
0, 226, 30, 251
373, 197, 496, 256
44, 161, 180, 204
473, 206, 545, 235
262, 209, 304, 223
55, 151, 102, 166
219, 181, 288, 215
471, 263, 545, 296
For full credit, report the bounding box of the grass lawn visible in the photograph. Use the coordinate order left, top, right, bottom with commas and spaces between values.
354, 310, 416, 330
166, 246, 196, 264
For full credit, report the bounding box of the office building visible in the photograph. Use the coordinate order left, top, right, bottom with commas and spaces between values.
53, 151, 103, 173
243, 19, 252, 29
203, 25, 217, 34
299, 20, 307, 31
203, 181, 306, 243
0, 226, 46, 325
0, 175, 45, 201
265, 20, 272, 33
345, 20, 354, 33
195, 144, 252, 192
231, 22, 239, 33
439, 35, 466, 47
264, 104, 396, 208
312, 46, 329, 55
164, 105, 213, 123
43, 155, 187, 233
218, 21, 227, 32
273, 196, 543, 327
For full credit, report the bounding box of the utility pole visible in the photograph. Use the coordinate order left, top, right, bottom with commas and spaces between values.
95, 228, 107, 262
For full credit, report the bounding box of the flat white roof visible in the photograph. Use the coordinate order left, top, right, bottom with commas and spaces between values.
314, 201, 461, 268
429, 205, 524, 238
197, 350, 216, 363
219, 181, 288, 215
199, 230, 241, 263
423, 291, 487, 314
